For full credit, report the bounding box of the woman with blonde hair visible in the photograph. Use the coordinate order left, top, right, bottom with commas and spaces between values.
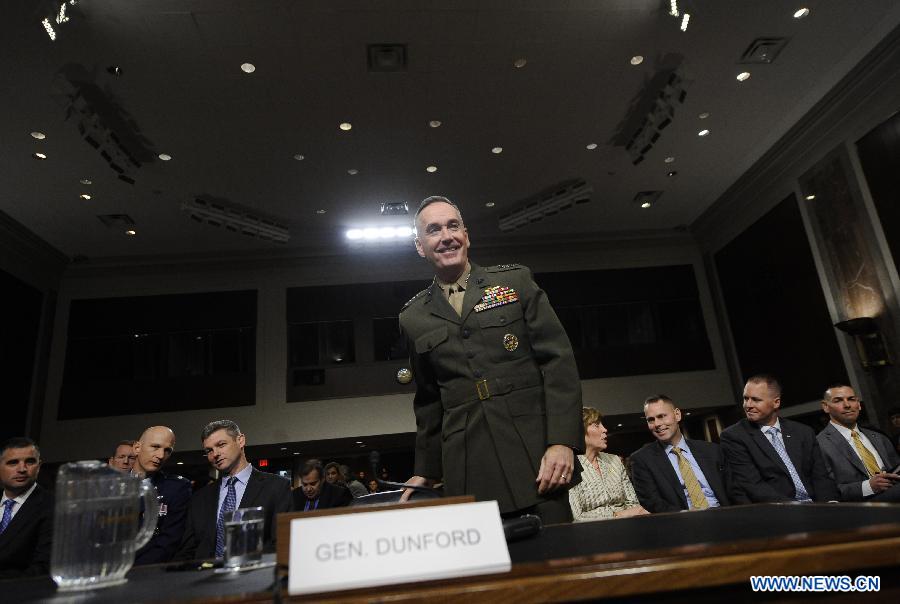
568, 407, 649, 521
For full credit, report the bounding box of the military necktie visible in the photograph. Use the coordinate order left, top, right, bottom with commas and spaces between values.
851, 430, 882, 477
0, 499, 15, 533
215, 476, 238, 558
766, 426, 810, 501
672, 446, 708, 510
447, 285, 465, 316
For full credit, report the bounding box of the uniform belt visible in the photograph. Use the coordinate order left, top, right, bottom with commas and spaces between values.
441, 367, 543, 409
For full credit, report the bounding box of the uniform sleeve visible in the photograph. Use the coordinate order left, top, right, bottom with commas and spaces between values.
518, 268, 583, 450
401, 315, 444, 479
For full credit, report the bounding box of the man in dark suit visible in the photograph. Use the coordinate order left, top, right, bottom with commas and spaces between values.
720, 374, 838, 503
177, 420, 292, 561
630, 395, 732, 512
817, 384, 900, 502
293, 459, 352, 511
131, 426, 191, 565
0, 437, 53, 578
399, 196, 583, 524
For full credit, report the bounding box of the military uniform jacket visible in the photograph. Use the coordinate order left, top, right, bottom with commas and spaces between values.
399, 263, 583, 513
135, 471, 192, 565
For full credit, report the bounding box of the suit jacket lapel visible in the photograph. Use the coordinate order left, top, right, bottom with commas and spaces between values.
825, 425, 869, 476
748, 422, 790, 474
861, 428, 891, 471
653, 442, 687, 506
781, 422, 805, 475
692, 442, 723, 497
0, 486, 40, 545
240, 468, 263, 508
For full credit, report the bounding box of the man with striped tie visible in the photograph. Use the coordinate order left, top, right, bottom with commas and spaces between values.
817, 384, 900, 502
630, 395, 733, 513
720, 374, 839, 503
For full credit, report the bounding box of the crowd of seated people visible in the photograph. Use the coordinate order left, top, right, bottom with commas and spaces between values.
1, 374, 898, 580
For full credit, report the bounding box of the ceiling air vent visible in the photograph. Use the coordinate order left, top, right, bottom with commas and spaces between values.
739, 38, 788, 64
367, 44, 407, 72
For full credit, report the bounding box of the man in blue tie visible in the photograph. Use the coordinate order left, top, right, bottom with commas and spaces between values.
176, 420, 292, 560
720, 375, 838, 503
0, 437, 53, 578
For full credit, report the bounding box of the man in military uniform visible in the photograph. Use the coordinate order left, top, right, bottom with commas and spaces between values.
399, 196, 583, 523
131, 425, 191, 565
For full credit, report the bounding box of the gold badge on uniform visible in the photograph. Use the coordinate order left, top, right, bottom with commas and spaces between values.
503, 333, 519, 352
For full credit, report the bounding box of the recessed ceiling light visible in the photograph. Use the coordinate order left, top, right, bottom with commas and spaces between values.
240, 62, 256, 73
339, 122, 352, 131
347, 168, 358, 175
698, 112, 710, 119
79, 178, 92, 185
355, 441, 363, 444
667, 171, 678, 177
485, 202, 495, 208
280, 447, 287, 451
79, 193, 91, 200
513, 58, 527, 68
630, 55, 643, 66
805, 194, 816, 200
641, 202, 652, 209
664, 156, 675, 163
586, 143, 598, 150
698, 129, 710, 137
293, 154, 305, 161
176, 461, 184, 465
292, 452, 300, 455
33, 152, 47, 160
685, 412, 692, 416
426, 165, 437, 173
158, 153, 172, 161
491, 147, 503, 154
736, 72, 751, 82
793, 8, 810, 19
30, 131, 46, 140
125, 229, 136, 236
617, 423, 623, 427
316, 209, 326, 214
429, 120, 442, 128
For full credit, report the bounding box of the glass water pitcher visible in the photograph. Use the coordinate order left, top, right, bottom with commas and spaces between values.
51, 460, 159, 591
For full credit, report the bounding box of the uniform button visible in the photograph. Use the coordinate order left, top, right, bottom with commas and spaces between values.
462, 328, 470, 338
473, 370, 482, 378
499, 316, 506, 324
467, 351, 475, 359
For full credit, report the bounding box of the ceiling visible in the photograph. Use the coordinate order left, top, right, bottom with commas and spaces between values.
3, 0, 900, 264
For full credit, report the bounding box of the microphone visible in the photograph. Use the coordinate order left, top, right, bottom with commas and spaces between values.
368, 450, 441, 498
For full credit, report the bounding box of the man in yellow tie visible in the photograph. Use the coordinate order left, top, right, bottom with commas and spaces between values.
630, 395, 734, 512
817, 384, 900, 502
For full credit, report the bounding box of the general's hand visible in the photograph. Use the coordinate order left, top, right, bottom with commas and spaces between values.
870, 472, 900, 493
399, 475, 431, 502
535, 445, 574, 494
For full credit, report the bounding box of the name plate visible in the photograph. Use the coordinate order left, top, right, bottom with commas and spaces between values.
287, 500, 511, 595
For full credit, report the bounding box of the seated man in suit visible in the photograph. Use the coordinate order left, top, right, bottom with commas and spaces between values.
0, 437, 53, 578
131, 426, 191, 565
721, 374, 838, 503
817, 384, 900, 502
630, 395, 732, 512
177, 420, 292, 560
108, 440, 136, 473
293, 459, 352, 511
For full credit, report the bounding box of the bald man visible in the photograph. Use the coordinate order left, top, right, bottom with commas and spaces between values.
131, 426, 191, 565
